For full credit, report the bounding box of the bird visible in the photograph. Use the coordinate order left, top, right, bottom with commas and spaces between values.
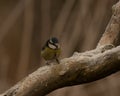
41, 37, 61, 64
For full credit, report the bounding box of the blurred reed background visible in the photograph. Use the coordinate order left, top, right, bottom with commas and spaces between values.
0, 0, 120, 96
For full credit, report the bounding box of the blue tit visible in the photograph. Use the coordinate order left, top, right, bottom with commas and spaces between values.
41, 37, 61, 64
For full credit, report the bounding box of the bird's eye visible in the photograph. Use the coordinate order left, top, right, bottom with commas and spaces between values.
48, 43, 56, 49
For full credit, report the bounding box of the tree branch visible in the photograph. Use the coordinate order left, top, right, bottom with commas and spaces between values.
1, 45, 120, 96
97, 1, 120, 47
1, 1, 120, 96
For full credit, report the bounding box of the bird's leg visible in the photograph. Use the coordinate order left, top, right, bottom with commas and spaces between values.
46, 61, 50, 65
46, 60, 52, 65
56, 58, 60, 64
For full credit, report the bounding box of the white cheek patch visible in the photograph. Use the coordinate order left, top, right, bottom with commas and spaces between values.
48, 43, 56, 49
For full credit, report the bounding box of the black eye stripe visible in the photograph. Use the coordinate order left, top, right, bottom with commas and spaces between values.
54, 44, 58, 48
49, 40, 54, 45
47, 40, 60, 49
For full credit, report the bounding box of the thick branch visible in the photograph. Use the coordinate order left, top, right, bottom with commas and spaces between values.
97, 1, 120, 47
1, 45, 120, 96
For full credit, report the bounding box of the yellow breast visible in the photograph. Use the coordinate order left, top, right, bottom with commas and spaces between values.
41, 47, 61, 60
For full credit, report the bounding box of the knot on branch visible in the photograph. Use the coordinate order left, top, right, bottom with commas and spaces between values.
74, 44, 114, 58
3, 86, 19, 96
99, 44, 115, 53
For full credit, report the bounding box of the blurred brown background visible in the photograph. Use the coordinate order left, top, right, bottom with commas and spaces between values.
0, 0, 120, 96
